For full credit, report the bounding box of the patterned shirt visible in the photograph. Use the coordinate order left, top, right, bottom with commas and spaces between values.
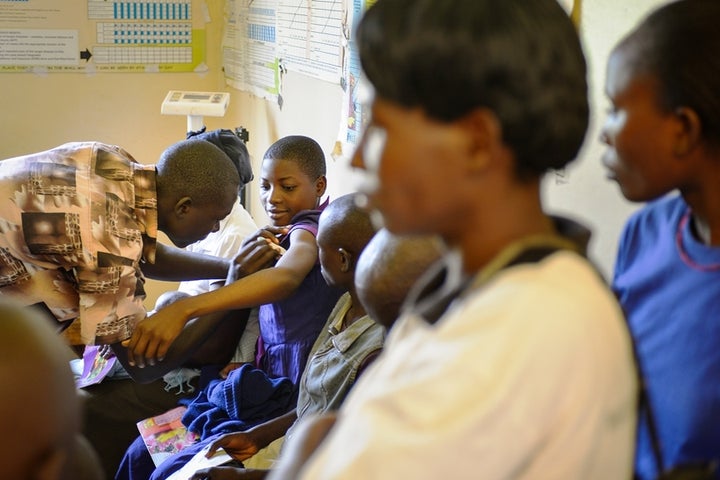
0, 142, 158, 345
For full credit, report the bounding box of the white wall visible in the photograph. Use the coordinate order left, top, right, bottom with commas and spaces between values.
543, 0, 671, 278
0, 0, 671, 305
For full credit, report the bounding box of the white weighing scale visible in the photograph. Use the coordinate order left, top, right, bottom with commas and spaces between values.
161, 90, 230, 132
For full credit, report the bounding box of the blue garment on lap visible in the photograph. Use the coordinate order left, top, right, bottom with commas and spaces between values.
114, 365, 296, 480
114, 435, 157, 480
180, 364, 296, 439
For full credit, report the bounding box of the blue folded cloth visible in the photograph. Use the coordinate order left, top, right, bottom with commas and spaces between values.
180, 363, 297, 439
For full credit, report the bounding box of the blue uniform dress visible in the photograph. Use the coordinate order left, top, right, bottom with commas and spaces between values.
257, 203, 344, 385
114, 204, 343, 480
613, 194, 720, 479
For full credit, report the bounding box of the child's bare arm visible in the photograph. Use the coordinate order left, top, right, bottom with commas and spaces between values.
266, 413, 338, 480
124, 228, 319, 367
183, 228, 318, 316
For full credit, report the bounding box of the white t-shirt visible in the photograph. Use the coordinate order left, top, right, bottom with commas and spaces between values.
294, 251, 637, 480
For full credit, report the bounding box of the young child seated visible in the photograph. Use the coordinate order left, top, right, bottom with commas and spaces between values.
178, 227, 443, 480
353, 229, 444, 331
0, 299, 103, 479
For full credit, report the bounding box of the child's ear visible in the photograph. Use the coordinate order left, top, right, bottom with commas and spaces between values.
672, 106, 702, 156
338, 247, 352, 273
173, 197, 192, 217
315, 175, 328, 198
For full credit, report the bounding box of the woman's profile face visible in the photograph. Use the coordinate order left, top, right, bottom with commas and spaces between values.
352, 97, 473, 240
600, 47, 683, 203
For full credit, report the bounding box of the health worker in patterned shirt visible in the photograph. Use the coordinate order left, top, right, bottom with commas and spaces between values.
0, 138, 246, 383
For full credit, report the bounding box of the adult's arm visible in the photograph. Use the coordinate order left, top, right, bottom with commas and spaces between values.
143, 225, 287, 282
141, 242, 230, 281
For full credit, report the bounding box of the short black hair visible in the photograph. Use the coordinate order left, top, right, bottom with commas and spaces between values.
355, 229, 443, 329
263, 135, 326, 181
319, 193, 377, 258
614, 0, 720, 147
357, 0, 588, 179
157, 139, 240, 206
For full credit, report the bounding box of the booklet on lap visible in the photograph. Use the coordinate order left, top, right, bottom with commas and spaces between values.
136, 406, 201, 467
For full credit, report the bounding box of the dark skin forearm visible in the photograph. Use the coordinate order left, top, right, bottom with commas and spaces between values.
142, 242, 230, 281
126, 230, 316, 367
237, 469, 270, 480
251, 411, 299, 449
208, 411, 299, 456
265, 413, 338, 480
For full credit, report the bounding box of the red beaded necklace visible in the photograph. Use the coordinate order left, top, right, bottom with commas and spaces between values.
676, 208, 720, 272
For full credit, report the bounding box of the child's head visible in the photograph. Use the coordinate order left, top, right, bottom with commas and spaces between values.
0, 300, 81, 479
260, 135, 328, 227
355, 229, 443, 330
317, 193, 377, 290
352, 0, 588, 236
601, 0, 720, 203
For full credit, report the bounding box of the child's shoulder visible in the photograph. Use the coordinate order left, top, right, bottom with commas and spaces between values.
285, 206, 325, 238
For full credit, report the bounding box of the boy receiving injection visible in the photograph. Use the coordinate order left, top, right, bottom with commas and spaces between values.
126, 135, 343, 388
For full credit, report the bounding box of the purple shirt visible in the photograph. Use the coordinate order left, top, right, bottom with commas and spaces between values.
258, 203, 344, 384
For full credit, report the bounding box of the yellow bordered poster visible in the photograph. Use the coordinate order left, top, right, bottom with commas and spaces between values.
0, 0, 207, 73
